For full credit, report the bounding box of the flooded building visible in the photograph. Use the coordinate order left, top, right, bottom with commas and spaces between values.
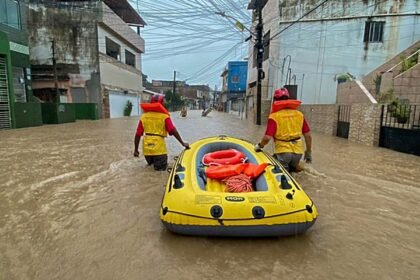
247, 0, 420, 123
0, 0, 42, 129
147, 79, 210, 110
28, 0, 146, 119
147, 79, 186, 96
183, 84, 211, 110
221, 61, 247, 114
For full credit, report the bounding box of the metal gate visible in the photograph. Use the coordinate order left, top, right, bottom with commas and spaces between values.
0, 56, 11, 129
379, 105, 420, 156
336, 105, 351, 138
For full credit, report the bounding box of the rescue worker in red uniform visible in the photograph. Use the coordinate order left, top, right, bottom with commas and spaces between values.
133, 95, 189, 171
255, 88, 312, 171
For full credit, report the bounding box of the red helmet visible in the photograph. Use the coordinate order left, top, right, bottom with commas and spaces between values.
273, 88, 289, 100
150, 94, 164, 104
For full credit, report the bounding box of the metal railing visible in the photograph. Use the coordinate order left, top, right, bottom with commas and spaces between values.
386, 48, 420, 75
337, 105, 351, 122
0, 56, 11, 129
381, 104, 420, 130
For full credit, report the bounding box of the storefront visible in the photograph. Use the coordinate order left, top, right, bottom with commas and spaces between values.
0, 0, 42, 129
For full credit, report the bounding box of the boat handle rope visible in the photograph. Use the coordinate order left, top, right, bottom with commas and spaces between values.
160, 202, 314, 221
263, 151, 301, 191
167, 150, 185, 193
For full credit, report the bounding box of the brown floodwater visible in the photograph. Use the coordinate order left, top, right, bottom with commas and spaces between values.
1, 110, 419, 279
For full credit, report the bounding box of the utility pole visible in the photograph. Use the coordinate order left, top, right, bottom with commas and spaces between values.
248, 0, 267, 125
172, 70, 176, 111
255, 8, 263, 125
214, 85, 217, 109
52, 40, 59, 103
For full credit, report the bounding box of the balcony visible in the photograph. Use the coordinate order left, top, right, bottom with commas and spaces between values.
99, 2, 145, 54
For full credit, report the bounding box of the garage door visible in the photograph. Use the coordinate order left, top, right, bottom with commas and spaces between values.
109, 91, 141, 118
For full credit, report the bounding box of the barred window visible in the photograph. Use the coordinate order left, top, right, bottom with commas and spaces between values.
364, 21, 385, 43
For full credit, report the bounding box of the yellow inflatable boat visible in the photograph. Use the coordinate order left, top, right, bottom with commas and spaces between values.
160, 136, 318, 237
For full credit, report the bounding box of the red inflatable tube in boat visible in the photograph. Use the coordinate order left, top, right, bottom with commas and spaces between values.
203, 149, 246, 166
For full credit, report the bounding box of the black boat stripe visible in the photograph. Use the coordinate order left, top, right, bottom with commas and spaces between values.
161, 207, 310, 221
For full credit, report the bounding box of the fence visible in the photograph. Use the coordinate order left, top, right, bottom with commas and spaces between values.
336, 105, 351, 138
379, 104, 420, 156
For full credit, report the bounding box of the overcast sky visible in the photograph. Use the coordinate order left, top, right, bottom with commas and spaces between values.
131, 0, 251, 89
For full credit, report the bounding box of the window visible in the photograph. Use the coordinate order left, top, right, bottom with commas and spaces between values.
125, 50, 135, 67
0, 0, 21, 29
13, 67, 26, 103
231, 75, 239, 83
364, 21, 385, 43
105, 37, 121, 60
263, 31, 270, 61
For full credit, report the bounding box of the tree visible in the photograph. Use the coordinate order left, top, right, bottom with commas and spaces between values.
164, 90, 184, 111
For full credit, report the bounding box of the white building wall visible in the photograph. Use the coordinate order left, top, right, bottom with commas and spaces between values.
97, 24, 143, 93
109, 92, 141, 118
99, 55, 143, 93
100, 2, 145, 54
97, 25, 142, 71
258, 0, 420, 104
97, 2, 145, 95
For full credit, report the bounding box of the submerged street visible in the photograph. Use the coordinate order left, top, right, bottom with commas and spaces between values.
1, 110, 420, 279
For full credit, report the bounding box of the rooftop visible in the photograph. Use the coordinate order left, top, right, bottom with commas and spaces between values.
104, 0, 146, 26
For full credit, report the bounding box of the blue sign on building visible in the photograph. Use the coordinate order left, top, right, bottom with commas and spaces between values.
226, 61, 247, 98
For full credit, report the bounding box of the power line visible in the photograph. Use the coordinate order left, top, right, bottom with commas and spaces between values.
270, 0, 331, 41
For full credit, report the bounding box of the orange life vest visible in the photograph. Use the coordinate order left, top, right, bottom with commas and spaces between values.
140, 104, 169, 156
271, 100, 301, 113
269, 103, 305, 154
205, 163, 268, 180
242, 163, 269, 178
140, 103, 170, 115
205, 164, 246, 180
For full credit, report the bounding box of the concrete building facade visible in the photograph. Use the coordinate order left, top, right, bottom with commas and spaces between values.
221, 61, 248, 114
247, 0, 420, 123
28, 0, 146, 119
0, 0, 42, 129
98, 0, 145, 118
336, 40, 420, 105
146, 79, 210, 110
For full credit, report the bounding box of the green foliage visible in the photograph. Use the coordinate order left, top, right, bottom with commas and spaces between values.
380, 90, 411, 123
124, 100, 133, 116
395, 104, 411, 123
384, 96, 411, 123
164, 90, 184, 111
387, 99, 399, 117
400, 53, 418, 73
336, 72, 355, 83
378, 89, 395, 104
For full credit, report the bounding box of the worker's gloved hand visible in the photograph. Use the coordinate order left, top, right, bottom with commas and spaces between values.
133, 150, 140, 157
304, 151, 312, 163
183, 142, 190, 150
254, 143, 263, 152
